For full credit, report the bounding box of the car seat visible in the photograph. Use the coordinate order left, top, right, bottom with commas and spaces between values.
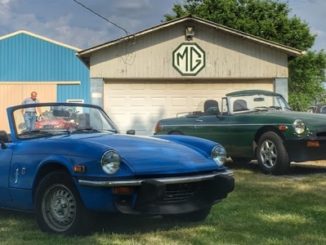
233, 99, 248, 112
204, 100, 220, 114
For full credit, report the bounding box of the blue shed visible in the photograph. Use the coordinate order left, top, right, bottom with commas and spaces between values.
0, 30, 90, 130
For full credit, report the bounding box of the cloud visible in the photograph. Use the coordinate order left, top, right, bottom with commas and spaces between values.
288, 0, 326, 50
0, 0, 121, 48
0, 0, 12, 5
1, 0, 322, 51
0, 0, 177, 48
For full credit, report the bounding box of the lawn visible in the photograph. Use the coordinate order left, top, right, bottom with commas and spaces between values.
0, 163, 325, 245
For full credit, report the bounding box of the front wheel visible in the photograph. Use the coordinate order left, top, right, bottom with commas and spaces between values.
256, 131, 290, 175
35, 171, 90, 235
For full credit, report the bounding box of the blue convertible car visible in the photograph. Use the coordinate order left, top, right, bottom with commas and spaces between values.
0, 103, 234, 234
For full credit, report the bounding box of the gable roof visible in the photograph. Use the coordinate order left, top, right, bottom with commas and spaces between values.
78, 15, 302, 58
0, 30, 81, 51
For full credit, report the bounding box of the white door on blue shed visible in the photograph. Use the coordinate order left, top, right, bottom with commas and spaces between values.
0, 83, 56, 132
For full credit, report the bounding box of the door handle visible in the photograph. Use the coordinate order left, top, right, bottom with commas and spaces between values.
195, 119, 203, 122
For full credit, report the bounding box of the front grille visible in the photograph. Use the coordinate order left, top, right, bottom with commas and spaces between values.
160, 182, 200, 204
316, 132, 326, 137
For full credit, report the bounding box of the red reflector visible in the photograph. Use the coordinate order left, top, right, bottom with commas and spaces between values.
154, 122, 161, 133
278, 125, 288, 131
307, 141, 320, 148
112, 187, 133, 195
73, 165, 86, 173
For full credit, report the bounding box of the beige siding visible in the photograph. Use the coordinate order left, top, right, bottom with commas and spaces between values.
0, 83, 56, 132
91, 23, 288, 79
104, 79, 273, 135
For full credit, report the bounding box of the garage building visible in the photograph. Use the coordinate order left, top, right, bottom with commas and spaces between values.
78, 16, 301, 135
0, 30, 90, 131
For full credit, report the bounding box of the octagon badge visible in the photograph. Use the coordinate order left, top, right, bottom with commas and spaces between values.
173, 43, 205, 76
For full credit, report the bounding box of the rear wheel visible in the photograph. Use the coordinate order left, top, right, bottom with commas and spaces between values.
35, 171, 90, 235
256, 132, 290, 175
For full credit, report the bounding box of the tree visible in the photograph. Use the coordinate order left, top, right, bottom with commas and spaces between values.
289, 51, 326, 110
165, 0, 326, 110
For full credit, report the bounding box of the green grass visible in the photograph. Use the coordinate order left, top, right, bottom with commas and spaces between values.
0, 163, 325, 245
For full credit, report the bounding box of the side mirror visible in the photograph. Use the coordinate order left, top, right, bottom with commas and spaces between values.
126, 129, 135, 135
0, 130, 9, 149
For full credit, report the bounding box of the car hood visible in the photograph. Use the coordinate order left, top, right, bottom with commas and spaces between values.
263, 111, 326, 128
79, 134, 217, 175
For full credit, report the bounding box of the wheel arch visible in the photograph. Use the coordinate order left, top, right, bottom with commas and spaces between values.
168, 130, 184, 135
253, 126, 285, 153
32, 162, 71, 204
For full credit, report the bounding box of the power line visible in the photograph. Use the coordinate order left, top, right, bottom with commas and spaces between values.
72, 0, 129, 36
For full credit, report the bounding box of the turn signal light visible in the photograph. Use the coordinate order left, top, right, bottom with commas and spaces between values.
278, 124, 288, 131
154, 122, 161, 134
73, 165, 86, 173
307, 141, 320, 148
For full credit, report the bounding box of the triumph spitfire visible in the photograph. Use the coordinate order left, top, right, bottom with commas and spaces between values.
0, 103, 234, 235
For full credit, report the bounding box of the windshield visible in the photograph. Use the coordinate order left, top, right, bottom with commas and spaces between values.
228, 93, 291, 114
13, 103, 118, 139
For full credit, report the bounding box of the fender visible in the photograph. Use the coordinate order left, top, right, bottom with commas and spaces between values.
154, 135, 220, 157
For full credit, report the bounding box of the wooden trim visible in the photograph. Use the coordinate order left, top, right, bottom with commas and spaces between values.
79, 16, 302, 57
99, 77, 280, 81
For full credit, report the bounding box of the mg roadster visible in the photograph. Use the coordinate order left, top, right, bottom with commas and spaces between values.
0, 103, 233, 235
155, 90, 326, 175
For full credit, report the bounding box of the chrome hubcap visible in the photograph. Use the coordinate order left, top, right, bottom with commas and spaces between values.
260, 140, 277, 168
42, 184, 77, 232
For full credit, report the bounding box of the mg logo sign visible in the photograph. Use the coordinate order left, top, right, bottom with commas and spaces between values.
173, 43, 205, 76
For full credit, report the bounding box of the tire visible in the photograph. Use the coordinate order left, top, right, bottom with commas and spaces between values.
256, 131, 290, 175
35, 171, 90, 235
169, 207, 211, 222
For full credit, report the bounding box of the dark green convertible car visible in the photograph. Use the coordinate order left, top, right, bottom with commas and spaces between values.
155, 90, 326, 174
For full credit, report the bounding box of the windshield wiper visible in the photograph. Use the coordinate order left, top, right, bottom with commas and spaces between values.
71, 128, 118, 134
269, 106, 282, 110
254, 106, 269, 111
72, 128, 101, 134
269, 106, 292, 111
103, 129, 118, 133
19, 130, 57, 138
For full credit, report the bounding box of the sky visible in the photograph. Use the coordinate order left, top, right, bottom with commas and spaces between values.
0, 0, 325, 51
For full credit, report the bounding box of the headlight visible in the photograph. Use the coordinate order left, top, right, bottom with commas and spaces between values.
101, 150, 120, 174
293, 119, 305, 134
211, 145, 227, 167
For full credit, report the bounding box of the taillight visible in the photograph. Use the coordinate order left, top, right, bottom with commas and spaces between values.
154, 122, 161, 133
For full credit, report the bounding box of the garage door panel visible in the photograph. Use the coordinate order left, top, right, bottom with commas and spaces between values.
171, 98, 187, 106
108, 98, 125, 105
104, 80, 273, 135
130, 97, 146, 105
151, 97, 166, 106
149, 84, 167, 90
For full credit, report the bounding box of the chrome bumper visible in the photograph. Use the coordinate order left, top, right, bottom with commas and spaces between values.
78, 170, 233, 187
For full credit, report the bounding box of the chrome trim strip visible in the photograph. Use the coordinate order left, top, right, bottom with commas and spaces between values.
163, 123, 291, 127
78, 170, 233, 187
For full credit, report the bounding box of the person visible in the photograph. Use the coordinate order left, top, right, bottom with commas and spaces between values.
21, 91, 41, 131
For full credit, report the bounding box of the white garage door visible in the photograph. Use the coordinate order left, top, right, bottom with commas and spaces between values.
104, 80, 273, 135
0, 83, 57, 132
